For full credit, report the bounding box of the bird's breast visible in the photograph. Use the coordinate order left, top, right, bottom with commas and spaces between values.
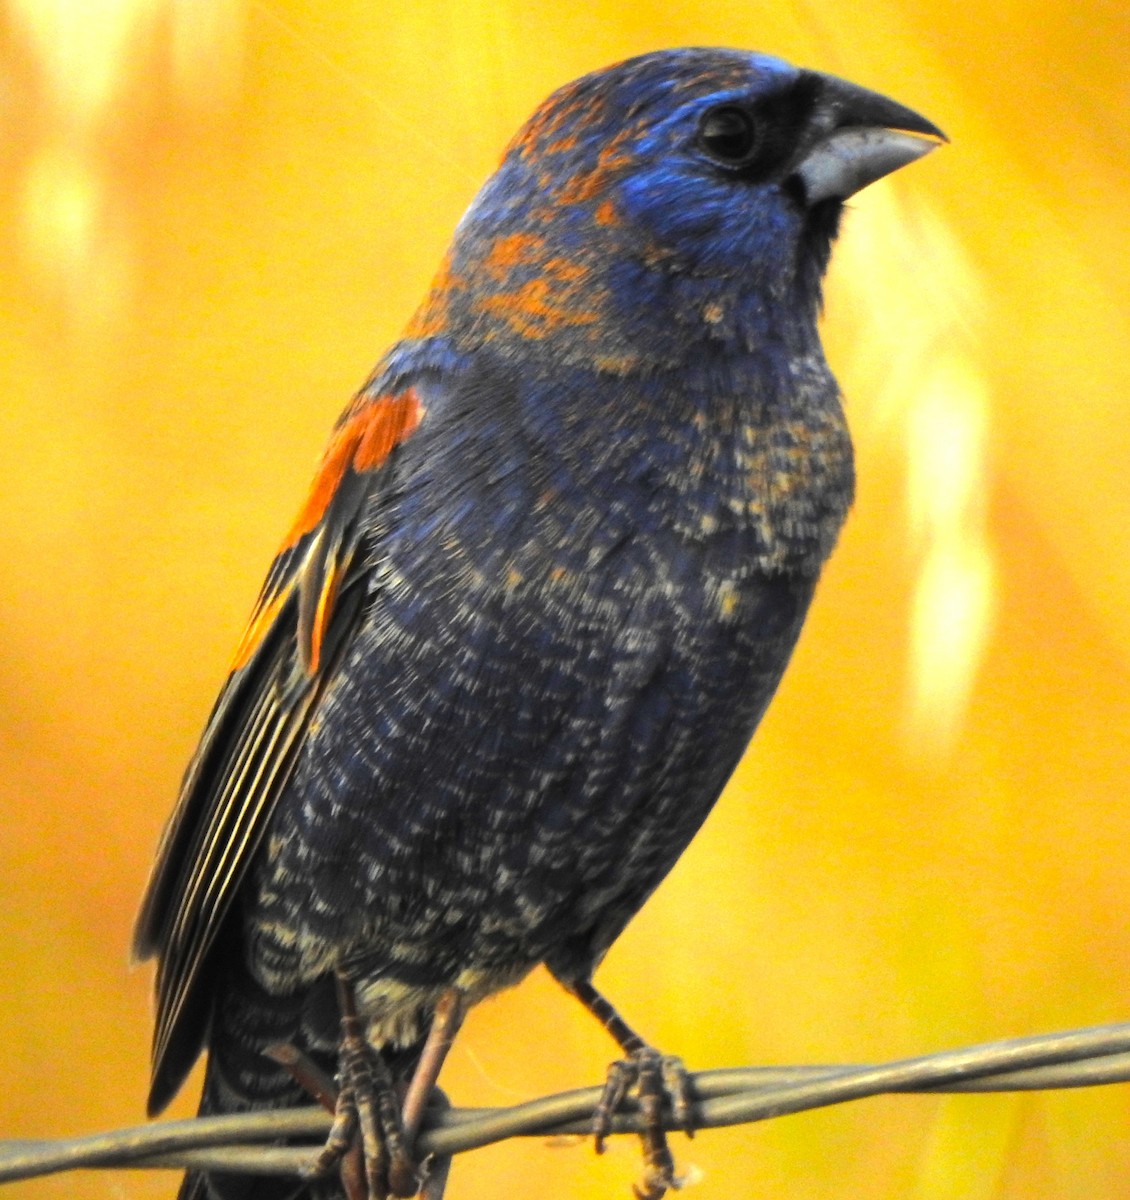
244, 356, 847, 1007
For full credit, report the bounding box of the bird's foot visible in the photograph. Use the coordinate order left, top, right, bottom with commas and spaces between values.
268, 981, 419, 1200
306, 1027, 416, 1200
269, 1033, 415, 1200
560, 978, 695, 1199
594, 1046, 693, 1200
270, 982, 465, 1200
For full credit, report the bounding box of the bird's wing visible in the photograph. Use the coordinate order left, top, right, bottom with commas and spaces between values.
133, 384, 425, 1115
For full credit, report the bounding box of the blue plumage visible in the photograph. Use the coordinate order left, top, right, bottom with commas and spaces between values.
133, 47, 943, 1200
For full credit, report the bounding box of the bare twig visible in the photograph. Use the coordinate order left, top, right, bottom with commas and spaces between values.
3, 1023, 1130, 1186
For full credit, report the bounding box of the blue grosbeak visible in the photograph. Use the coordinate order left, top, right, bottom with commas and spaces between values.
134, 47, 943, 1200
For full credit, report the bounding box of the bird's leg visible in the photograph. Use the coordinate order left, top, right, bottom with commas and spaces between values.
565, 978, 694, 1200
415, 1087, 455, 1200
389, 988, 465, 1198
272, 972, 412, 1200
269, 982, 464, 1200
263, 1040, 367, 1200
263, 1040, 339, 1109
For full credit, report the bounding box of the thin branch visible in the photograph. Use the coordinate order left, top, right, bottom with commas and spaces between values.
3, 1023, 1130, 1186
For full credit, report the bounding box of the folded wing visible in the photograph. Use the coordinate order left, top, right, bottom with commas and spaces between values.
133, 386, 424, 1115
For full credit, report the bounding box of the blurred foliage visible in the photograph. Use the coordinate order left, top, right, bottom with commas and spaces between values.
0, 2, 1127, 1198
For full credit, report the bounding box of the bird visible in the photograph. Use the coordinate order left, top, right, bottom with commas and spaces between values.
133, 46, 944, 1200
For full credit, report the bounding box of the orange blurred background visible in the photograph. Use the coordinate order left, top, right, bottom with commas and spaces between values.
1, 1, 1128, 1198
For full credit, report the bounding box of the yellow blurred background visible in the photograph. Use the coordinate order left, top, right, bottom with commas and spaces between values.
1, 1, 1128, 1197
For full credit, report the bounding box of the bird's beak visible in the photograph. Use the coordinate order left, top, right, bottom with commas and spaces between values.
794, 73, 947, 204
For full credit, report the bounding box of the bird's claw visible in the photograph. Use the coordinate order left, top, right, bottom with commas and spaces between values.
660, 1054, 694, 1139
633, 1157, 679, 1200
297, 1019, 418, 1200
593, 1047, 692, 1199
303, 1080, 364, 1192
593, 1059, 632, 1155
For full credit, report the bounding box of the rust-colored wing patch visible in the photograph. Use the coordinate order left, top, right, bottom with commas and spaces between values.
285, 388, 424, 549
134, 383, 424, 1114
231, 387, 423, 675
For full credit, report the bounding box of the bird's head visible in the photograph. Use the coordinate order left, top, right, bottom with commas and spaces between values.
406, 49, 944, 373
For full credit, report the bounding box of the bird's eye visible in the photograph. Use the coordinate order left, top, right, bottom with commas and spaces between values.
698, 105, 759, 165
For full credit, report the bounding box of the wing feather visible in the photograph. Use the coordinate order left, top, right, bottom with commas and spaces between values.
134, 385, 424, 1114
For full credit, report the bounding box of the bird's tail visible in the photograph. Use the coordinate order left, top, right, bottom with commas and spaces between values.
178, 963, 342, 1200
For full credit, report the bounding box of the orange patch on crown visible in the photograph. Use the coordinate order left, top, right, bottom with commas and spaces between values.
556, 133, 634, 205
511, 83, 605, 162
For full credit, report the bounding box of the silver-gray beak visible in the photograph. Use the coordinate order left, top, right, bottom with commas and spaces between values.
795, 73, 946, 204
